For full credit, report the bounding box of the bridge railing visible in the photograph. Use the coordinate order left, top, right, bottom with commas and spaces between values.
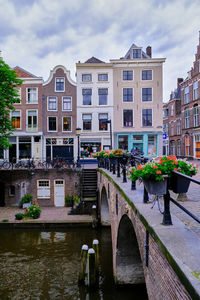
99, 156, 200, 226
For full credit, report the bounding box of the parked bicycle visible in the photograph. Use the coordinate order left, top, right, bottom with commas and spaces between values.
14, 158, 36, 169
0, 159, 12, 169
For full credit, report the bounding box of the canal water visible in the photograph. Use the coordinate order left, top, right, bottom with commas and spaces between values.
0, 228, 148, 300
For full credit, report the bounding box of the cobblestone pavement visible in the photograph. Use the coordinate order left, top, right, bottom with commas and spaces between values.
169, 159, 200, 237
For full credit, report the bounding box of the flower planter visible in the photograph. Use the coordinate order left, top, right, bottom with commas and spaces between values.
169, 173, 191, 194
143, 179, 167, 195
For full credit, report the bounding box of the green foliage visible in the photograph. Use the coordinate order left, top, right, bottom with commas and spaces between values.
20, 194, 33, 207
65, 195, 73, 206
15, 213, 24, 220
27, 206, 41, 219
1, 219, 9, 222
0, 58, 23, 148
73, 195, 80, 205
130, 155, 198, 182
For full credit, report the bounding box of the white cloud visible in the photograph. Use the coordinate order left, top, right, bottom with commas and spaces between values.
0, 0, 200, 101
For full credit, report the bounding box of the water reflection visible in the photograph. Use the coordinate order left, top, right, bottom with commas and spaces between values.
0, 228, 148, 300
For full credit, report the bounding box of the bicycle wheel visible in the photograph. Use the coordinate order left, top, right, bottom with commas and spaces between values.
2, 161, 11, 169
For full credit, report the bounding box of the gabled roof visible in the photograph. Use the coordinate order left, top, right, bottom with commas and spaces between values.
84, 56, 104, 63
124, 43, 150, 59
13, 66, 38, 78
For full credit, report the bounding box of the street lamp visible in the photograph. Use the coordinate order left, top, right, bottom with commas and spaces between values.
103, 119, 112, 149
76, 127, 81, 168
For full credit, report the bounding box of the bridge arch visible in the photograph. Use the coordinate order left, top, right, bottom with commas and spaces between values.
100, 186, 111, 226
116, 214, 145, 285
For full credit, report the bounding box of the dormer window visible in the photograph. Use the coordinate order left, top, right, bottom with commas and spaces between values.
133, 49, 141, 58
55, 78, 65, 92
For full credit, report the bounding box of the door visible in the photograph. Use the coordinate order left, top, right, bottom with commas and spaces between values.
0, 183, 5, 206
9, 144, 16, 163
54, 180, 65, 207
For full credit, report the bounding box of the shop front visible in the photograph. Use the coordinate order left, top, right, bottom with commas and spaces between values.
45, 138, 74, 162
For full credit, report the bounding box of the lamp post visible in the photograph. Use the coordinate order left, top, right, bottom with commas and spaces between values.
76, 127, 81, 168
103, 119, 112, 150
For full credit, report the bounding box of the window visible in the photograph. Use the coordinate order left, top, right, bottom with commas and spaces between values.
0, 148, 3, 159
37, 180, 50, 199
55, 78, 64, 92
98, 88, 108, 105
177, 119, 181, 135
171, 122, 174, 136
123, 110, 133, 127
170, 141, 175, 155
27, 110, 37, 131
163, 108, 169, 117
99, 113, 108, 131
123, 88, 133, 102
14, 88, 21, 104
48, 97, 57, 111
118, 135, 128, 150
98, 74, 108, 81
82, 74, 92, 82
82, 114, 92, 130
62, 97, 72, 111
11, 111, 21, 129
194, 106, 199, 127
26, 88, 38, 104
133, 49, 141, 58
63, 117, 72, 132
9, 185, 15, 196
193, 81, 198, 100
177, 140, 181, 156
123, 70, 133, 80
142, 88, 152, 101
142, 109, 152, 126
184, 109, 190, 128
142, 70, 152, 80
185, 135, 190, 156
184, 86, 189, 104
19, 137, 31, 159
48, 117, 57, 131
82, 89, 92, 105
163, 123, 168, 135
148, 135, 157, 155
171, 104, 174, 116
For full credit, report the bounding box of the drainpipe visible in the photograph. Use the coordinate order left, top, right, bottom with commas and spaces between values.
42, 95, 45, 162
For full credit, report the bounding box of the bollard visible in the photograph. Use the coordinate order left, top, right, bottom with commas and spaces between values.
92, 239, 99, 268
78, 244, 88, 283
88, 248, 96, 287
131, 181, 136, 190
162, 190, 172, 225
117, 159, 120, 177
143, 186, 149, 203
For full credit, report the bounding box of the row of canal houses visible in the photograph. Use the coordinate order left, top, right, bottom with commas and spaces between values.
1, 43, 165, 163
163, 33, 200, 159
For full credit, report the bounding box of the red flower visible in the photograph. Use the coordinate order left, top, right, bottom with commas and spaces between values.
153, 165, 158, 169
156, 170, 161, 174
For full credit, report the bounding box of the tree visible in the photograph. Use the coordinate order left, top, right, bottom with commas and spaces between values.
0, 58, 22, 149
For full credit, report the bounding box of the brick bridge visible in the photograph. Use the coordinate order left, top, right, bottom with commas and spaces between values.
97, 168, 200, 300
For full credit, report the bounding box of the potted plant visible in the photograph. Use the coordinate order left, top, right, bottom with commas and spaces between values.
130, 155, 198, 195
20, 194, 33, 208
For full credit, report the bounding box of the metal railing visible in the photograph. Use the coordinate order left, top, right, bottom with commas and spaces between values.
99, 155, 200, 226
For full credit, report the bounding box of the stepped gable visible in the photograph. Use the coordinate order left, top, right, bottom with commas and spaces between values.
13, 66, 37, 78
85, 56, 104, 63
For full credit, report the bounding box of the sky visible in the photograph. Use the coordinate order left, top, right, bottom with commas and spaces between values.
0, 0, 200, 102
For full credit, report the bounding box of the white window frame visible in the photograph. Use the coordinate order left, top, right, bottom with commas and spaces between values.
47, 97, 58, 111
122, 109, 134, 128
171, 104, 174, 116
37, 180, 50, 199
14, 88, 21, 104
194, 106, 199, 127
55, 77, 65, 92
26, 109, 38, 131
177, 119, 181, 135
141, 70, 153, 81
193, 81, 198, 101
141, 109, 153, 127
26, 87, 38, 104
98, 73, 108, 82
184, 86, 189, 104
82, 74, 92, 82
11, 110, 21, 130
47, 116, 57, 132
184, 109, 190, 129
177, 140, 181, 156
171, 121, 174, 136
122, 88, 134, 102
82, 114, 92, 131
62, 97, 72, 111
98, 88, 108, 106
62, 116, 72, 132
122, 70, 134, 81
141, 87, 153, 102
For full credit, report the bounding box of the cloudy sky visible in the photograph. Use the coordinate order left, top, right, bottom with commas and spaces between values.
0, 0, 200, 101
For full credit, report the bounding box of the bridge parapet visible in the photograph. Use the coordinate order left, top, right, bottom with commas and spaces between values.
97, 168, 200, 300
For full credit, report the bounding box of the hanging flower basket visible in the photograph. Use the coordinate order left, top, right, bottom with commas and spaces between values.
143, 177, 167, 195
169, 173, 191, 194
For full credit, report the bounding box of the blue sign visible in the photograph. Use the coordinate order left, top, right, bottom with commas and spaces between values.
163, 133, 167, 140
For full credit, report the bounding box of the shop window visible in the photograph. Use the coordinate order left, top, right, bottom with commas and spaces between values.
133, 135, 143, 141
37, 180, 50, 199
9, 185, 15, 196
118, 135, 128, 150
55, 78, 64, 92
148, 135, 157, 156
99, 113, 108, 131
82, 89, 92, 105
82, 114, 92, 130
11, 111, 21, 129
63, 117, 72, 132
98, 89, 108, 105
62, 97, 72, 111
123, 110, 133, 127
19, 137, 31, 159
80, 142, 101, 158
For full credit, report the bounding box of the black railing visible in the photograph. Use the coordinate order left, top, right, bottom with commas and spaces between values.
99, 156, 200, 227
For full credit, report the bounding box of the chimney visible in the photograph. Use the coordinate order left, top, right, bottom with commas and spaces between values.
146, 46, 152, 58
177, 78, 183, 87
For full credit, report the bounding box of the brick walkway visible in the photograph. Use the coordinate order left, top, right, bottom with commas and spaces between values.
170, 159, 200, 237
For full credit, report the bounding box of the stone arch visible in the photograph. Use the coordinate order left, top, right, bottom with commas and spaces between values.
100, 186, 111, 226
116, 214, 145, 284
